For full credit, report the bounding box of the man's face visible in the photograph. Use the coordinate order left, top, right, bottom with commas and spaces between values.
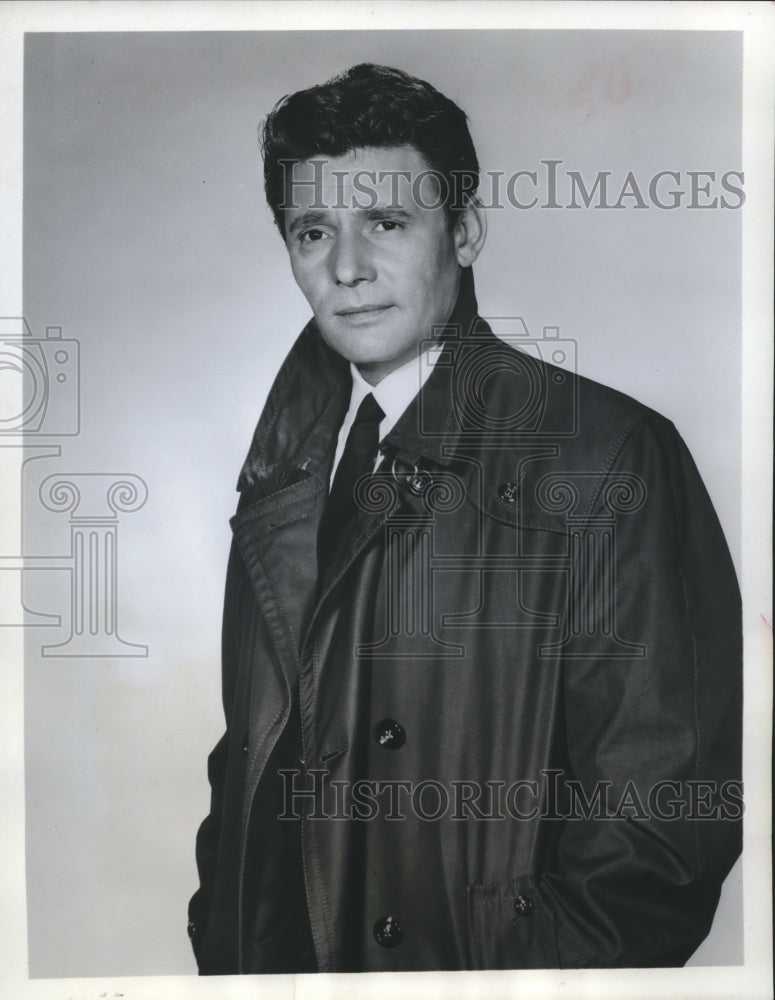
283, 146, 465, 385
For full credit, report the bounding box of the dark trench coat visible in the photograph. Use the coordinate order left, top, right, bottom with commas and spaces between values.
188, 278, 742, 973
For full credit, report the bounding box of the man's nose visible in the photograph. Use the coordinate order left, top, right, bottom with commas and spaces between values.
331, 230, 376, 286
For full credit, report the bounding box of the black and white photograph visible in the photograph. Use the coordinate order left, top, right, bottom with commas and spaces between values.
1, 3, 772, 999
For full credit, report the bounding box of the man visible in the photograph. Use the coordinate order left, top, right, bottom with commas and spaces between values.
188, 63, 742, 974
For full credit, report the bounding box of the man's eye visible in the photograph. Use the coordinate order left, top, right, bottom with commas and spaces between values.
374, 219, 402, 232
300, 228, 326, 243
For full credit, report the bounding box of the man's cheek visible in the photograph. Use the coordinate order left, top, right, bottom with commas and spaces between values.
288, 263, 320, 306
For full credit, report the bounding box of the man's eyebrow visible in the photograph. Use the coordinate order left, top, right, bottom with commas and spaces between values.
359, 207, 414, 222
287, 210, 330, 236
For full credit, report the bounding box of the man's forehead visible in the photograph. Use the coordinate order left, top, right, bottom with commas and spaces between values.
284, 145, 443, 213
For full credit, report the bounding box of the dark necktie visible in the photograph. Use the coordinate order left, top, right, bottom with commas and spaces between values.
318, 392, 384, 569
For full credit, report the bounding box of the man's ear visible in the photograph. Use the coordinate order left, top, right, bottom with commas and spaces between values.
453, 195, 487, 268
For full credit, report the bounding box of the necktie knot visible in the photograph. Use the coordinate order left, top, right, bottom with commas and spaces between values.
352, 392, 384, 429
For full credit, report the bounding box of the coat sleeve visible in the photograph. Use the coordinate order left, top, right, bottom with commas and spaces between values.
509, 414, 743, 967
187, 539, 245, 971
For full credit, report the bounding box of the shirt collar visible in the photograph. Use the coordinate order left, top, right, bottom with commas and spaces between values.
348, 343, 442, 442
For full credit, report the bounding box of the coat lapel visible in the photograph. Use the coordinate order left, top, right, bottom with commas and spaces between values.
230, 468, 328, 692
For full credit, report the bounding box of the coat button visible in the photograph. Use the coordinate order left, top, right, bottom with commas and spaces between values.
241, 737, 249, 754
498, 481, 519, 504
374, 718, 406, 750
187, 920, 197, 939
405, 469, 432, 496
373, 915, 403, 948
513, 893, 534, 918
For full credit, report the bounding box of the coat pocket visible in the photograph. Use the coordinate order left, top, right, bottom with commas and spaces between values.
467, 873, 559, 969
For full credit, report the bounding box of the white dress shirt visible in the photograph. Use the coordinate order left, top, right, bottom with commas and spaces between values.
329, 344, 443, 485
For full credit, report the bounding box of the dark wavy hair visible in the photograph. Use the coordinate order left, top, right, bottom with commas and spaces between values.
260, 63, 480, 237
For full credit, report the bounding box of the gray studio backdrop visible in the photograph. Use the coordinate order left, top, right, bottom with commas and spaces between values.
22, 30, 742, 977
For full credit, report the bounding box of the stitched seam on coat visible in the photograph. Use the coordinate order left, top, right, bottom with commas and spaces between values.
308, 642, 320, 745
301, 640, 335, 969
582, 414, 646, 525
236, 698, 285, 974
298, 810, 325, 969
656, 419, 703, 874
245, 705, 285, 794
303, 791, 336, 970
233, 532, 301, 665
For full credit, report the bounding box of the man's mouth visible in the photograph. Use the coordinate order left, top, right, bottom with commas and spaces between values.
335, 304, 393, 316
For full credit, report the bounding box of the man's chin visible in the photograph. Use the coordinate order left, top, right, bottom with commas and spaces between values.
319, 336, 412, 383
318, 325, 400, 366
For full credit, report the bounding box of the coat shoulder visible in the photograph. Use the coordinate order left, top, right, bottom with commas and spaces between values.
462, 335, 683, 531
